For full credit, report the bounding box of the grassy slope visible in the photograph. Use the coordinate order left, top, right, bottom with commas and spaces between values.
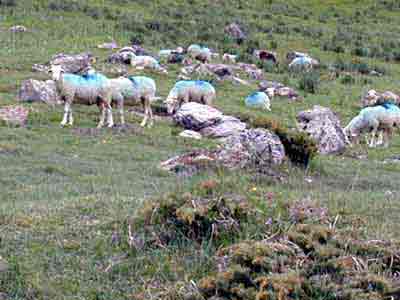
1, 0, 400, 298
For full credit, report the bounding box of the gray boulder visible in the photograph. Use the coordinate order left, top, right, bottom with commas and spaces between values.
18, 79, 61, 105
50, 52, 93, 74
200, 116, 246, 138
224, 23, 246, 43
173, 102, 223, 131
296, 105, 346, 155
217, 128, 285, 168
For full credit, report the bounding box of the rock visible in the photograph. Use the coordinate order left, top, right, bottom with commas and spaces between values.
217, 128, 285, 168
179, 130, 202, 140
200, 116, 246, 138
107, 46, 151, 64
259, 80, 284, 90
160, 128, 285, 176
50, 52, 93, 74
173, 102, 223, 131
224, 22, 246, 43
18, 79, 61, 105
9, 25, 26, 32
97, 40, 119, 49
0, 105, 29, 126
296, 105, 347, 155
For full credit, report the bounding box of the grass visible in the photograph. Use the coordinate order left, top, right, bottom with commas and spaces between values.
1, 0, 400, 298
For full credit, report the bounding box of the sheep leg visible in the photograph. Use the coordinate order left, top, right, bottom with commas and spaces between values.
140, 97, 148, 127
60, 102, 71, 126
105, 103, 114, 128
117, 98, 125, 126
368, 128, 378, 148
147, 98, 154, 128
376, 131, 384, 146
97, 102, 106, 128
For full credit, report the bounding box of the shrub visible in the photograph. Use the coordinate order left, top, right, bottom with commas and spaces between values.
298, 71, 320, 94
340, 74, 355, 85
352, 47, 370, 57
0, 0, 16, 6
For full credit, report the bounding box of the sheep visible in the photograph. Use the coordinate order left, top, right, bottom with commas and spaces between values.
187, 44, 212, 63
343, 103, 400, 148
49, 65, 114, 128
222, 53, 238, 63
245, 91, 271, 111
361, 89, 400, 107
164, 80, 216, 114
125, 53, 168, 74
288, 56, 315, 71
110, 76, 156, 127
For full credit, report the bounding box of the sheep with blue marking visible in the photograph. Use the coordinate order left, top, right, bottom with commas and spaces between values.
164, 80, 216, 114
110, 76, 156, 127
187, 44, 212, 63
245, 92, 271, 111
49, 65, 114, 128
344, 103, 400, 148
288, 55, 319, 71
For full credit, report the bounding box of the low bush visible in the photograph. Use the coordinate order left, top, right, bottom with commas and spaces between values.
298, 71, 320, 94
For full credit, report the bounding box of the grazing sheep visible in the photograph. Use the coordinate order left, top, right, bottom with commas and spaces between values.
245, 92, 271, 111
344, 103, 400, 147
187, 44, 212, 63
110, 76, 156, 127
164, 80, 216, 114
361, 89, 400, 107
49, 65, 113, 128
288, 56, 314, 71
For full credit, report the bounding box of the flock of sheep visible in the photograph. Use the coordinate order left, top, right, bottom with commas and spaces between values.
47, 43, 400, 149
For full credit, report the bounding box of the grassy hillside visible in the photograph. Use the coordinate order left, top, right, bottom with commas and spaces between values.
1, 0, 400, 299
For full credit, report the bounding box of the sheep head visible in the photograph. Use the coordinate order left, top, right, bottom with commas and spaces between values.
164, 92, 179, 115
49, 64, 64, 81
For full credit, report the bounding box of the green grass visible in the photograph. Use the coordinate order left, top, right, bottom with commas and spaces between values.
1, 0, 400, 298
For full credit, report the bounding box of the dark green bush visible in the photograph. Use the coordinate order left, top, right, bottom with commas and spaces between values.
233, 113, 317, 167
340, 74, 355, 85
0, 0, 16, 6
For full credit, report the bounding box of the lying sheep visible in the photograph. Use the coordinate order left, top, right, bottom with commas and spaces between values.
126, 53, 168, 74
49, 65, 114, 128
222, 53, 238, 63
245, 92, 271, 111
187, 44, 212, 63
344, 103, 400, 147
164, 80, 216, 114
110, 76, 156, 127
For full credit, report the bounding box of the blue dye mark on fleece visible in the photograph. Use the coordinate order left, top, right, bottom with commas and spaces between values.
128, 76, 155, 91
174, 80, 214, 93
381, 102, 400, 112
63, 73, 108, 87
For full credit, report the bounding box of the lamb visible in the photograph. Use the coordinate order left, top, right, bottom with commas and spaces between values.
187, 44, 212, 63
245, 91, 271, 111
49, 65, 114, 128
343, 103, 400, 148
110, 76, 156, 127
164, 80, 216, 114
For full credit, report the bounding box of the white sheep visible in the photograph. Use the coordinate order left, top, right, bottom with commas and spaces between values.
49, 65, 114, 128
344, 103, 400, 148
164, 80, 216, 114
110, 76, 156, 127
126, 53, 167, 74
245, 91, 271, 111
222, 53, 237, 63
187, 44, 212, 63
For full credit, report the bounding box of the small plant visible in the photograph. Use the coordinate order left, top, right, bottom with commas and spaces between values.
298, 71, 320, 94
340, 74, 355, 85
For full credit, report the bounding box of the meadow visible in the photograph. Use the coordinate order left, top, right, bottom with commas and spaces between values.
1, 0, 400, 299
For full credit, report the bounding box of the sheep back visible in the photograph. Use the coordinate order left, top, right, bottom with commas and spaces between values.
170, 80, 216, 103
59, 73, 111, 104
